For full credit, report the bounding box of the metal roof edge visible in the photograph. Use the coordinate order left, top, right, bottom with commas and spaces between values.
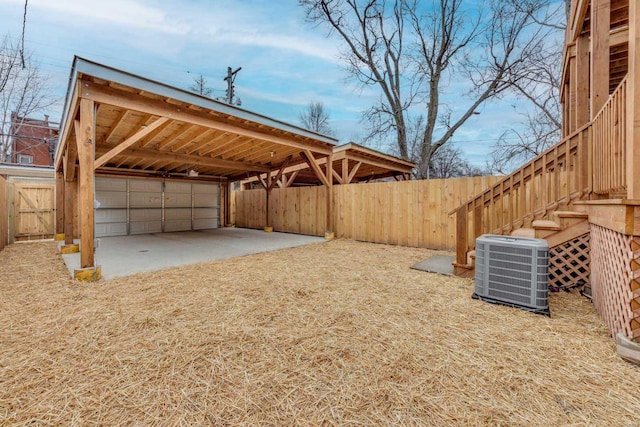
334, 142, 416, 168
0, 163, 55, 178
71, 57, 339, 145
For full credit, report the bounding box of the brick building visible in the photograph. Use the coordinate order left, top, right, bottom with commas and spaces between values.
10, 113, 59, 166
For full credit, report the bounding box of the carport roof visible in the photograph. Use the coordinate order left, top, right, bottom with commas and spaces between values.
55, 57, 338, 181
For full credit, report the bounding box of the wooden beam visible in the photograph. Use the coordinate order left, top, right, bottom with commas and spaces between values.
77, 98, 96, 268
627, 0, 640, 199
345, 152, 413, 173
300, 150, 330, 187
54, 82, 80, 171
332, 168, 344, 184
283, 170, 299, 188
341, 158, 349, 183
268, 156, 293, 191
80, 81, 333, 155
590, 0, 610, 117
94, 117, 169, 169
102, 108, 129, 144
96, 146, 271, 173
63, 121, 79, 182
569, 0, 589, 42
346, 161, 362, 184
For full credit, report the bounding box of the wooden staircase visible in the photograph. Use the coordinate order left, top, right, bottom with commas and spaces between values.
451, 76, 628, 279
459, 211, 590, 278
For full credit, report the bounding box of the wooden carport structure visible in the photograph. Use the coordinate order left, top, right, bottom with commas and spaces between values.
243, 142, 414, 189
54, 57, 338, 280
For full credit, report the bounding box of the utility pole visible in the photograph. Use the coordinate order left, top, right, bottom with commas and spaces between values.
224, 66, 242, 105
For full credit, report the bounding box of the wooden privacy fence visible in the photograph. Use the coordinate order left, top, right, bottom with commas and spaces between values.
8, 179, 56, 242
0, 176, 7, 251
234, 176, 499, 250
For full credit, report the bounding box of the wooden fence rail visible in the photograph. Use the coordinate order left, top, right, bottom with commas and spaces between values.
234, 176, 499, 250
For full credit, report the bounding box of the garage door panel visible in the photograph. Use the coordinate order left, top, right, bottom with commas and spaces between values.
165, 181, 191, 193
129, 180, 162, 192
193, 218, 218, 230
130, 221, 162, 235
96, 191, 127, 208
130, 192, 162, 208
130, 208, 162, 221
193, 207, 218, 219
165, 219, 191, 232
95, 209, 126, 223
164, 207, 190, 220
96, 177, 127, 192
192, 183, 219, 194
164, 192, 191, 207
96, 222, 127, 237
193, 193, 219, 208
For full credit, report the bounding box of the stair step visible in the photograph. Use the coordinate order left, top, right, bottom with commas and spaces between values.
554, 210, 588, 219
511, 228, 535, 238
532, 220, 561, 231
467, 250, 476, 266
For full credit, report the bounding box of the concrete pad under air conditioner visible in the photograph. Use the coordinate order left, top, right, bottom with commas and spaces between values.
411, 255, 455, 276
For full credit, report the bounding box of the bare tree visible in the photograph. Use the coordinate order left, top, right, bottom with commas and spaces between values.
300, 0, 561, 178
0, 35, 56, 162
298, 101, 334, 135
189, 74, 213, 97
487, 6, 565, 174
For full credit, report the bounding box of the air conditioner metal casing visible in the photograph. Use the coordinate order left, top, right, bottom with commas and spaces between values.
473, 234, 550, 316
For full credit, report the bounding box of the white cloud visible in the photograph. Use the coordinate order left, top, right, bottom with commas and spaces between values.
24, 0, 191, 35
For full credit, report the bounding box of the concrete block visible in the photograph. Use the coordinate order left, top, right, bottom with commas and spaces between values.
59, 244, 80, 254
74, 266, 102, 282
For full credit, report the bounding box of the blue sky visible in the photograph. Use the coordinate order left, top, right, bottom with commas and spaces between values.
0, 0, 533, 167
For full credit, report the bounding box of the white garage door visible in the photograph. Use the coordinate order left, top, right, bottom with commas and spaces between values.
164, 181, 192, 232
94, 177, 220, 237
193, 183, 220, 230
129, 179, 162, 235
95, 177, 127, 238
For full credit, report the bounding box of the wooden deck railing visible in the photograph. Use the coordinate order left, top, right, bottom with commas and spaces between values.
452, 125, 591, 267
452, 74, 629, 269
592, 76, 628, 195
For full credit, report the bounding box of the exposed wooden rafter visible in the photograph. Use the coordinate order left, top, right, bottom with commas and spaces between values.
94, 117, 170, 169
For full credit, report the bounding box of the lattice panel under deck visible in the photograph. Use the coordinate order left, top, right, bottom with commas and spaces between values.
549, 233, 590, 288
590, 225, 635, 338
630, 237, 640, 339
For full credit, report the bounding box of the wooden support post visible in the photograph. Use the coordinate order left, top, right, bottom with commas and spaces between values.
455, 206, 468, 265
64, 178, 75, 245
473, 203, 483, 242
576, 34, 590, 127
342, 158, 349, 184
627, 0, 640, 199
55, 171, 64, 236
77, 98, 96, 269
569, 54, 578, 132
326, 153, 334, 238
590, 0, 610, 118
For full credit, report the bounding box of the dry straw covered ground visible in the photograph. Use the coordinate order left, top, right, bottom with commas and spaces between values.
0, 239, 639, 426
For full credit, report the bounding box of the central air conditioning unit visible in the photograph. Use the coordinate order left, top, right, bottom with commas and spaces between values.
473, 234, 550, 316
